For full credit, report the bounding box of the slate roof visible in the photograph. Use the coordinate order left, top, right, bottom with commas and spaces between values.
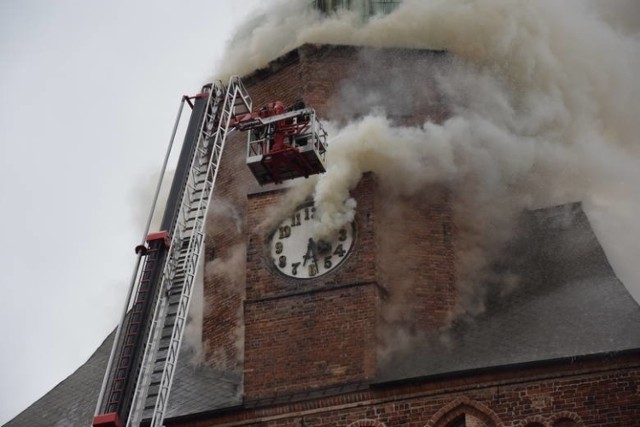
4, 333, 241, 426
159, 349, 241, 420
5, 202, 640, 425
377, 202, 640, 383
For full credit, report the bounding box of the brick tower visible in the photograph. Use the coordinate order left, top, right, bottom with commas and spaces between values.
8, 43, 640, 427
201, 44, 458, 400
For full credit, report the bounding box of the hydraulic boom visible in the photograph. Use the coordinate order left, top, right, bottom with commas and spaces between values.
93, 77, 328, 427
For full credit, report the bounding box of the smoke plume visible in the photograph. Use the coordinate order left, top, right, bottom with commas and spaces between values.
214, 1, 640, 319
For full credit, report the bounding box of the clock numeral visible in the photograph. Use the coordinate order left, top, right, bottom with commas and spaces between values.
333, 244, 346, 257
304, 206, 316, 221
275, 241, 283, 254
291, 262, 300, 276
278, 256, 287, 268
278, 225, 291, 239
308, 263, 318, 277
291, 213, 301, 227
338, 228, 348, 241
324, 256, 332, 269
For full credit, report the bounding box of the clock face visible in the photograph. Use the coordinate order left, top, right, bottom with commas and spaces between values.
269, 204, 355, 279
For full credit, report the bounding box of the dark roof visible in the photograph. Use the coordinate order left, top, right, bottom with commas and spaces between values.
7, 203, 640, 425
160, 348, 241, 420
378, 202, 640, 383
4, 332, 241, 427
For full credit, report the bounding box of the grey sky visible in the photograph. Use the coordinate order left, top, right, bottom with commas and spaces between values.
0, 1, 262, 423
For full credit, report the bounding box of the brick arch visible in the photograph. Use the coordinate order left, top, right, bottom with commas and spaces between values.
347, 420, 386, 427
425, 397, 505, 427
516, 416, 549, 427
548, 412, 584, 427
516, 415, 549, 427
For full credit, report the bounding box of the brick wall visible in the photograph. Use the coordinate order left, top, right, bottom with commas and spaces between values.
244, 284, 379, 399
203, 44, 455, 374
202, 129, 253, 371
376, 186, 457, 340
244, 175, 380, 399
168, 354, 640, 427
189, 43, 640, 427
203, 45, 308, 371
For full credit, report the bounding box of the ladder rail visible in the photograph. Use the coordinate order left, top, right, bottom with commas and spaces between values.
125, 235, 179, 426
126, 84, 222, 426
94, 95, 188, 419
148, 77, 250, 427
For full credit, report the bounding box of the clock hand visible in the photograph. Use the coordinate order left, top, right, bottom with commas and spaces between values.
303, 237, 318, 266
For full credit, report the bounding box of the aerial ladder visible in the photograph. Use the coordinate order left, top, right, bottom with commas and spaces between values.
92, 77, 328, 427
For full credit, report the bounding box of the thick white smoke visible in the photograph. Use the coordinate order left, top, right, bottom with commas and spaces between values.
215, 0, 640, 309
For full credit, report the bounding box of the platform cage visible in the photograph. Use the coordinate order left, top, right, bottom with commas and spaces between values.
246, 108, 328, 185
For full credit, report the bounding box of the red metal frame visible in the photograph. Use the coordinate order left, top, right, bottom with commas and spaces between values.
234, 100, 323, 184
182, 89, 209, 110
92, 412, 123, 427
262, 145, 318, 183
146, 231, 171, 249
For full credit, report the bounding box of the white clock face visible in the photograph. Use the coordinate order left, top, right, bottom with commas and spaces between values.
269, 204, 355, 279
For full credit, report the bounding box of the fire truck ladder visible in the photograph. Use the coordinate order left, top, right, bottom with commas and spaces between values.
88, 77, 250, 427
128, 76, 251, 427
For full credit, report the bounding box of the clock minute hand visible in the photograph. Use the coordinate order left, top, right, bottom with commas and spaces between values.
302, 237, 318, 266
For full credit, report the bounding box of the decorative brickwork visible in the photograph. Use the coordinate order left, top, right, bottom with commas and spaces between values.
425, 396, 504, 427
548, 412, 584, 427
347, 420, 386, 427
167, 356, 640, 426
517, 416, 548, 427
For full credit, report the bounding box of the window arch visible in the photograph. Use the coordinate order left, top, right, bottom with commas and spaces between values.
516, 415, 548, 427
426, 397, 504, 427
548, 412, 584, 427
347, 419, 386, 427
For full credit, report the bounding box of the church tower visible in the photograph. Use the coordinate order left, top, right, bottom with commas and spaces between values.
201, 44, 458, 401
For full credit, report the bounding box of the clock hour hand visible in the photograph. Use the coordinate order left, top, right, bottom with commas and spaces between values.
303, 237, 318, 267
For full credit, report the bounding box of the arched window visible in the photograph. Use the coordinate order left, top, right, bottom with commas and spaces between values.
426, 397, 504, 427
446, 414, 465, 427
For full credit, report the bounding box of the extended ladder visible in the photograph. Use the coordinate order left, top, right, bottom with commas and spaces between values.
93, 76, 251, 427
130, 77, 251, 427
